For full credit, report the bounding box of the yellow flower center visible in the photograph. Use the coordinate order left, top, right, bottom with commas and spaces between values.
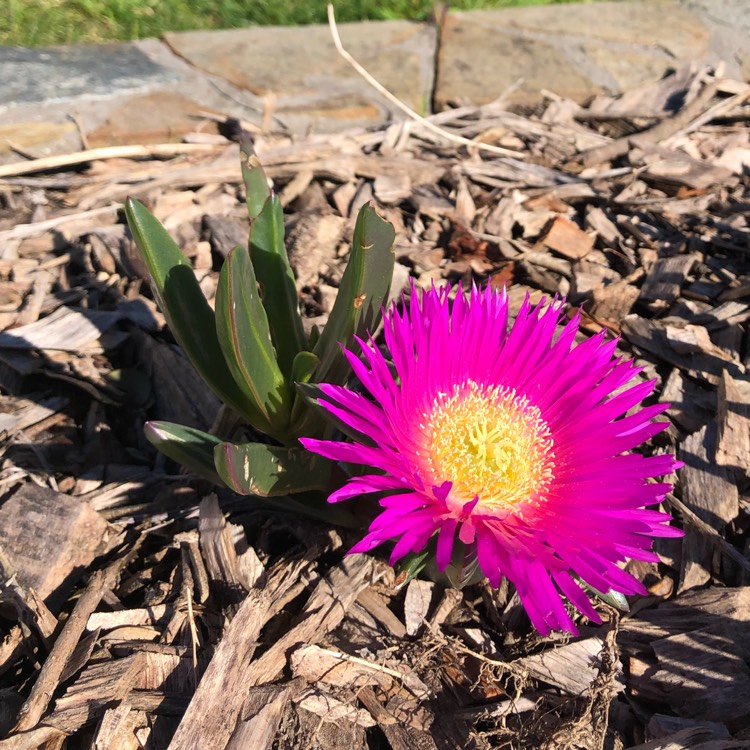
422, 380, 555, 512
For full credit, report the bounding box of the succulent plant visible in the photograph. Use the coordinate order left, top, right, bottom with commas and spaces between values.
125, 135, 395, 520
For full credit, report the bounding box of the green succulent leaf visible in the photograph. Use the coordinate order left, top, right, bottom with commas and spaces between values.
124, 198, 250, 415
239, 137, 271, 221
312, 202, 395, 384
585, 584, 630, 612
240, 135, 307, 377
289, 351, 326, 436
214, 441, 331, 497
144, 420, 225, 485
289, 350, 319, 421
395, 549, 432, 588
290, 351, 320, 386
215, 245, 291, 441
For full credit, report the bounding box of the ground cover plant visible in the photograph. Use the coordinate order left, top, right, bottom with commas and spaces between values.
126, 137, 681, 637
3, 0, 615, 46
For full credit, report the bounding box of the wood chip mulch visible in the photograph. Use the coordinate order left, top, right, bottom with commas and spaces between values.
0, 64, 749, 750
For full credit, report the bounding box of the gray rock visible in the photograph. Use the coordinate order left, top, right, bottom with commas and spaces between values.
435, 0, 750, 109
0, 43, 176, 107
163, 20, 437, 134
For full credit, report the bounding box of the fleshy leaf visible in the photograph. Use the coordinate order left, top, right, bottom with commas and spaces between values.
395, 549, 432, 589
215, 245, 291, 441
289, 350, 320, 427
290, 351, 319, 386
144, 420, 224, 485
240, 135, 307, 377
214, 442, 331, 497
312, 202, 395, 384
125, 198, 249, 414
585, 583, 631, 612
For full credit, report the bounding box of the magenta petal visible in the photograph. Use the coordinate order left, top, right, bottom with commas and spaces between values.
327, 474, 407, 503
436, 518, 457, 571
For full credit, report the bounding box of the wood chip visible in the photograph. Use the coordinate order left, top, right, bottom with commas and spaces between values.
0, 306, 123, 352
622, 315, 746, 386
297, 688, 376, 728
227, 682, 302, 750
588, 279, 640, 326
198, 494, 264, 607
516, 636, 623, 696
403, 579, 435, 637
0, 484, 108, 610
358, 686, 438, 750
639, 254, 697, 305
716, 370, 750, 468
14, 549, 138, 733
678, 420, 740, 591
650, 627, 750, 725
167, 560, 303, 750
539, 215, 594, 260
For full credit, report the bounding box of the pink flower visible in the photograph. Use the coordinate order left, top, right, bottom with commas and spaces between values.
301, 283, 682, 635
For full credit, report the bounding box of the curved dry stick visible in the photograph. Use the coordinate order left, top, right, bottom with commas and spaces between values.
327, 4, 525, 159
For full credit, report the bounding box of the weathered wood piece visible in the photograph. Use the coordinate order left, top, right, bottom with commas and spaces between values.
243, 555, 375, 689
0, 395, 68, 436
588, 279, 640, 326
635, 145, 735, 190
539, 215, 594, 260
649, 628, 750, 726
716, 371, 750, 469
291, 644, 429, 699
515, 636, 623, 696
403, 578, 435, 637
661, 369, 716, 434
293, 700, 368, 750
639, 254, 696, 305
621, 315, 746, 386
166, 557, 307, 750
632, 584, 750, 627
678, 420, 740, 591
0, 484, 108, 610
92, 704, 143, 750
580, 78, 721, 167
46, 654, 146, 733
198, 494, 263, 607
355, 587, 407, 638
358, 687, 439, 750
298, 689, 376, 728
0, 306, 122, 352
14, 558, 131, 732
226, 682, 302, 750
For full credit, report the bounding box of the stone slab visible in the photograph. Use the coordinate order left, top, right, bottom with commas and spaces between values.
163, 20, 436, 134
0, 38, 268, 162
435, 0, 750, 109
0, 43, 175, 107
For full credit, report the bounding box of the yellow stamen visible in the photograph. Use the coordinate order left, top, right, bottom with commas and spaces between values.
423, 380, 555, 511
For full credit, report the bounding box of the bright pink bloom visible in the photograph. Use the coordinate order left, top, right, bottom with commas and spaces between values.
301, 283, 681, 635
